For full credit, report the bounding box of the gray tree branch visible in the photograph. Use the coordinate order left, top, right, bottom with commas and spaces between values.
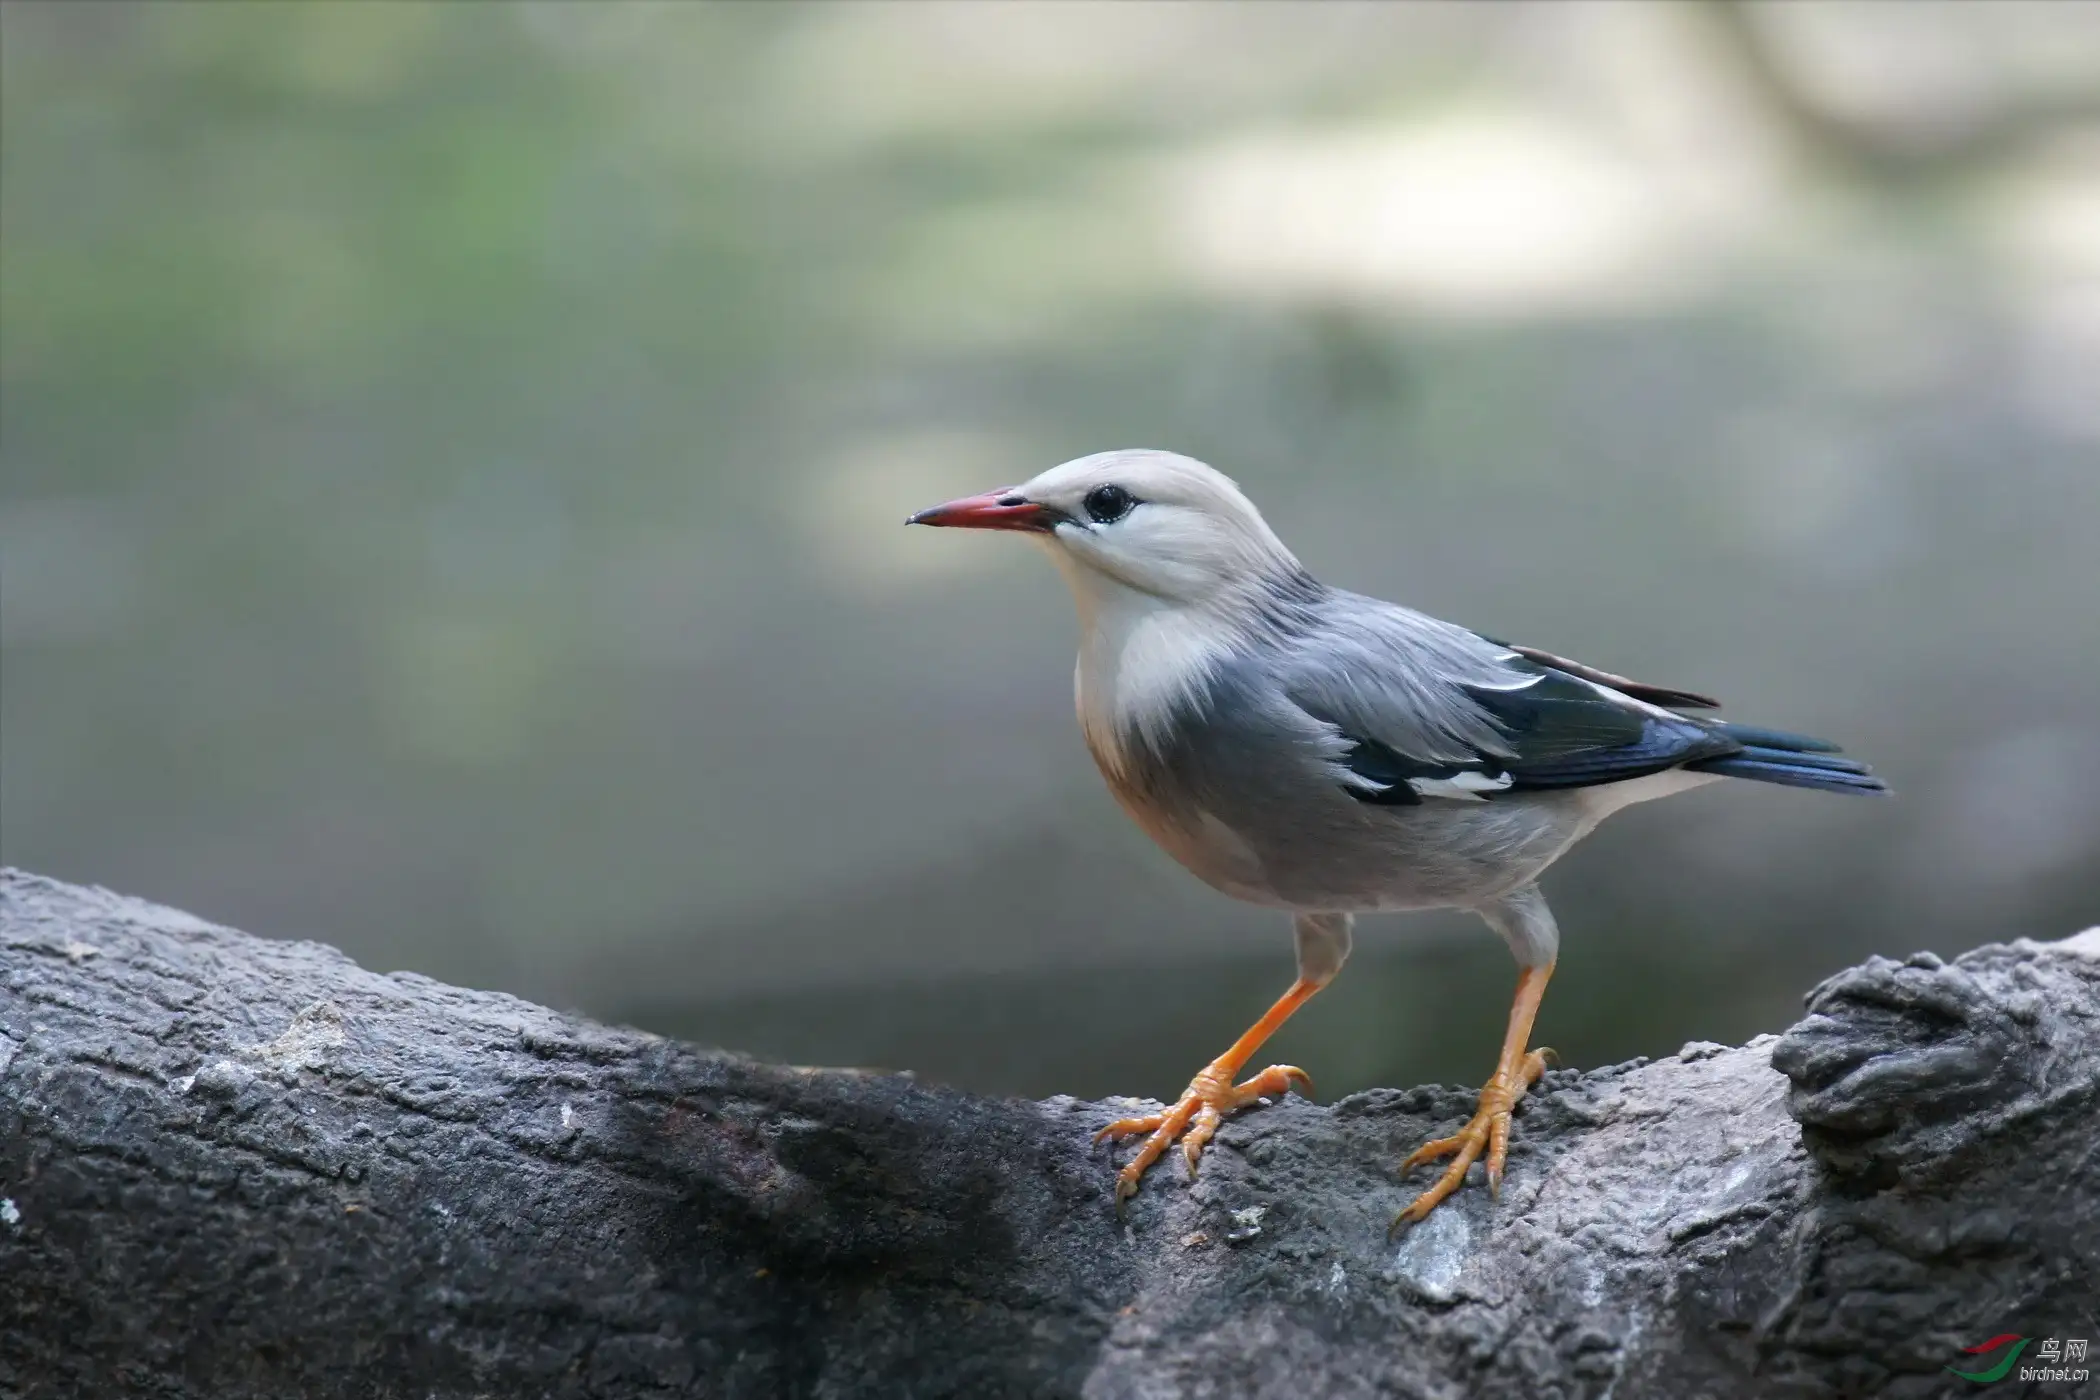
1, 869, 2095, 1399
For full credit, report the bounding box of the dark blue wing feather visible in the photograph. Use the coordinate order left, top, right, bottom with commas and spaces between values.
1459, 671, 1737, 789
1330, 664, 1736, 801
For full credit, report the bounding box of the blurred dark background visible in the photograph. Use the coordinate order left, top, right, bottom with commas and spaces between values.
4, 2, 2097, 1102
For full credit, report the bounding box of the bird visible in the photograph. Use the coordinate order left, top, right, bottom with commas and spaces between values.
907, 449, 1886, 1231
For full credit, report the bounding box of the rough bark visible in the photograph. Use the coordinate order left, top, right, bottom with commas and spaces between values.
1, 868, 2095, 1400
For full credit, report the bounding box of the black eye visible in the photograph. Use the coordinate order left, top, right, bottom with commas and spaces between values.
1083, 484, 1137, 524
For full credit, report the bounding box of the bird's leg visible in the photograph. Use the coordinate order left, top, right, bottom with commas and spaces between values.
1392, 961, 1556, 1232
1092, 979, 1318, 1210
1393, 887, 1560, 1231
1095, 912, 1350, 1213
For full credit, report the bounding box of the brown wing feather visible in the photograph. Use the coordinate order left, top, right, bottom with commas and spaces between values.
1506, 644, 1722, 711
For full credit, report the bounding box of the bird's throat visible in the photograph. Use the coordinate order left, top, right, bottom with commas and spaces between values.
1071, 586, 1237, 781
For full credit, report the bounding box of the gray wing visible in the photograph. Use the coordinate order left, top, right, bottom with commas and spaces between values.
1272, 594, 1738, 805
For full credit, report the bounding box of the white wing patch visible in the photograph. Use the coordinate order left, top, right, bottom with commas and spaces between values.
1406, 769, 1516, 801
1471, 654, 1550, 692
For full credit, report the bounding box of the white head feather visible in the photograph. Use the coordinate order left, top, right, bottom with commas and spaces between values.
1011, 450, 1305, 776
1014, 450, 1299, 607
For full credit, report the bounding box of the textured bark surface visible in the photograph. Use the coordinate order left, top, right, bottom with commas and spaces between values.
1, 868, 2095, 1400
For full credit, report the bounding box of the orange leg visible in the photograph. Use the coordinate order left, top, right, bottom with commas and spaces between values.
1093, 977, 1321, 1212
1391, 962, 1557, 1234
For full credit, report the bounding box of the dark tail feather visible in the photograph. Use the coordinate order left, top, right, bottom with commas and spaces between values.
1710, 722, 1843, 753
1688, 726, 1890, 796
1691, 754, 1890, 794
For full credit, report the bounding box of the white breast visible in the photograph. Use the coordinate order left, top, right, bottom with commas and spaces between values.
1069, 585, 1237, 780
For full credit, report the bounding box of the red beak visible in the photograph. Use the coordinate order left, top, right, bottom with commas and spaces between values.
906, 489, 1056, 533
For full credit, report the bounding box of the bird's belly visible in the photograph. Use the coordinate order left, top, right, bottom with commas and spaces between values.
1103, 781, 1288, 908
1120, 780, 1594, 914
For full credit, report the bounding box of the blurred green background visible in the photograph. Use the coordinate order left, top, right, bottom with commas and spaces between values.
4, 2, 2098, 1103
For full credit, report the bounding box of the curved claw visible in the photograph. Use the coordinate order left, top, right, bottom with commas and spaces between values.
1096, 1060, 1313, 1212
1393, 1053, 1554, 1230
1399, 1128, 1463, 1173
1093, 1112, 1167, 1146
1391, 1119, 1492, 1233
1182, 1102, 1224, 1176
1486, 1111, 1513, 1197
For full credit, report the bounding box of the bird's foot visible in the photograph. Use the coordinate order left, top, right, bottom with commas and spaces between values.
1093, 1059, 1313, 1214
1390, 1046, 1556, 1235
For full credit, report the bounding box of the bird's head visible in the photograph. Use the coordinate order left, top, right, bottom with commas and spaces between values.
907, 449, 1301, 616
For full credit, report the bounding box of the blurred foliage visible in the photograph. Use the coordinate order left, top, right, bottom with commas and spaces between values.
4, 3, 2098, 1098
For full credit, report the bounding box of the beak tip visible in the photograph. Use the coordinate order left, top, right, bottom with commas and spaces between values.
906, 490, 1047, 534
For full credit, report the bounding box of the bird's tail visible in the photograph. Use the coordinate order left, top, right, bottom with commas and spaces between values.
1686, 722, 1890, 796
